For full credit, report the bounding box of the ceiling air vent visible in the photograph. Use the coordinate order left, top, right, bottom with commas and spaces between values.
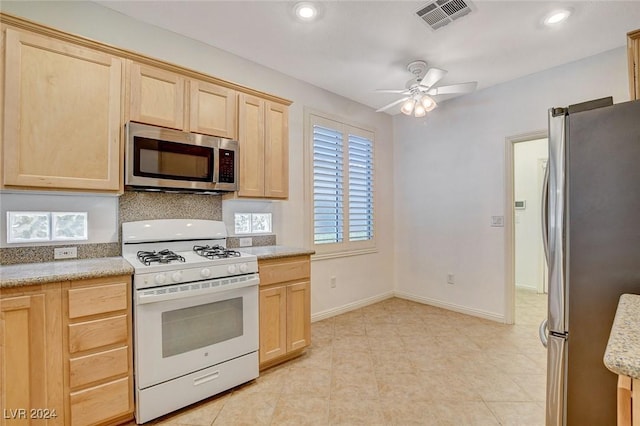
416, 0, 473, 31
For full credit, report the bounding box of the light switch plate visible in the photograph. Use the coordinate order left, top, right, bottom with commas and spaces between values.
239, 237, 252, 247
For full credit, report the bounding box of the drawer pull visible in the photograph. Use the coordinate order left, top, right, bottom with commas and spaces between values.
193, 371, 220, 386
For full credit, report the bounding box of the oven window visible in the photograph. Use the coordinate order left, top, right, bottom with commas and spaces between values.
134, 137, 213, 181
161, 298, 243, 358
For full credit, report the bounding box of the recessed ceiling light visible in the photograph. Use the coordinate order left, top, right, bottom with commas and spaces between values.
544, 9, 572, 26
294, 2, 318, 21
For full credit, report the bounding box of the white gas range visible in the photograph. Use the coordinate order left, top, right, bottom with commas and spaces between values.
122, 219, 259, 424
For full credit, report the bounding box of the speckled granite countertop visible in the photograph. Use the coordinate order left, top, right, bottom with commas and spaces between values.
604, 294, 640, 379
238, 245, 315, 260
0, 257, 134, 289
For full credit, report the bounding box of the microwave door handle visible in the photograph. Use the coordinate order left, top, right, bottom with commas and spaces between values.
212, 146, 219, 184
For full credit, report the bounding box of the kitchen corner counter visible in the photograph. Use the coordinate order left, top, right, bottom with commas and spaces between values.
238, 245, 315, 260
604, 293, 640, 379
0, 257, 134, 288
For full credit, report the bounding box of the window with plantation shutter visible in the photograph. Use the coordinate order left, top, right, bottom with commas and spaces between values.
313, 125, 344, 244
348, 134, 374, 242
307, 112, 375, 255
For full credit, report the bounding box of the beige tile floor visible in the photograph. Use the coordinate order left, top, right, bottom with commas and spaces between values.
132, 288, 548, 425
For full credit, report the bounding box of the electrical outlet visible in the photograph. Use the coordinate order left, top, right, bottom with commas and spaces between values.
447, 273, 455, 285
330, 276, 337, 288
54, 247, 77, 260
239, 237, 252, 247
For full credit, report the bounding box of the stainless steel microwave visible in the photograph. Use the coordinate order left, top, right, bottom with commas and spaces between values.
125, 122, 238, 193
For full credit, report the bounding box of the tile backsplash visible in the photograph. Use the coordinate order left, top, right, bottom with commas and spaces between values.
119, 191, 222, 223
1, 191, 223, 265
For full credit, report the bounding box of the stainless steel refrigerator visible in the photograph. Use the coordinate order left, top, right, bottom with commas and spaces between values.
540, 98, 640, 425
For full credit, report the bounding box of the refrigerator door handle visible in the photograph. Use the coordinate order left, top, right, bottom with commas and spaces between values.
538, 319, 548, 348
546, 335, 566, 426
547, 108, 567, 334
541, 161, 550, 264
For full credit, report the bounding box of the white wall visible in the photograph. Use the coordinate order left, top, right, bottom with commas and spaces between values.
393, 47, 630, 321
514, 138, 547, 290
2, 1, 395, 317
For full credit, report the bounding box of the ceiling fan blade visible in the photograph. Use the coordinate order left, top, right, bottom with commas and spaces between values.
419, 68, 447, 89
376, 97, 409, 112
375, 89, 410, 94
427, 81, 478, 95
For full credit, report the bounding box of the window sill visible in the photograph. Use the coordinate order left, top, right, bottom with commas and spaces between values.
311, 247, 378, 261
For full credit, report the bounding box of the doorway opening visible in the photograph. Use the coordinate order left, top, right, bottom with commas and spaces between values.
504, 132, 548, 325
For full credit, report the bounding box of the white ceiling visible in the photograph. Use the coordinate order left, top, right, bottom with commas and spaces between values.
97, 1, 640, 114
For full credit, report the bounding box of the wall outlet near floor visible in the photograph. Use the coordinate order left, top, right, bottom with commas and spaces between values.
239, 237, 252, 247
447, 273, 455, 285
330, 276, 337, 288
54, 247, 77, 260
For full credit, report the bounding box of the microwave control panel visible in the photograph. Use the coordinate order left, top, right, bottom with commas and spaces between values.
219, 149, 235, 183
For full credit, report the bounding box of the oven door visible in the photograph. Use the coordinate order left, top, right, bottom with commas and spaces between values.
134, 274, 259, 389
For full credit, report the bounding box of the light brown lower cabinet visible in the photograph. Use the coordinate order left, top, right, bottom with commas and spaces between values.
629, 29, 640, 100
258, 256, 311, 369
0, 275, 133, 426
63, 276, 134, 426
618, 375, 640, 426
0, 283, 64, 426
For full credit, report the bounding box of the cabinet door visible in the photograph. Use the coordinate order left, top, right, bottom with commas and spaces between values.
286, 281, 311, 352
130, 62, 185, 129
237, 94, 265, 197
259, 285, 287, 364
264, 102, 289, 198
3, 29, 122, 191
189, 80, 237, 138
629, 29, 640, 100
0, 286, 63, 425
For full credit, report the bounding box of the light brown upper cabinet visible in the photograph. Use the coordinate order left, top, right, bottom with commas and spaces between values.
238, 94, 289, 199
129, 62, 186, 130
129, 62, 237, 139
189, 80, 237, 139
2, 28, 122, 192
628, 29, 640, 101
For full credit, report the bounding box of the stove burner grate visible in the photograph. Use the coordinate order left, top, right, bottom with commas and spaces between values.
137, 249, 186, 266
193, 244, 241, 260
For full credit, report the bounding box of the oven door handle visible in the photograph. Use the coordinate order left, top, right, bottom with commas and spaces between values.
136, 274, 259, 305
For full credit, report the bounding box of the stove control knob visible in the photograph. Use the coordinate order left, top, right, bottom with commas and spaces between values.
239, 263, 248, 273
200, 268, 211, 278
227, 264, 237, 274
155, 274, 166, 285
171, 272, 182, 282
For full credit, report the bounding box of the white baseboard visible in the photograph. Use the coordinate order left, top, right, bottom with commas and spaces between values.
311, 291, 394, 322
515, 284, 538, 291
394, 291, 505, 323
311, 291, 504, 324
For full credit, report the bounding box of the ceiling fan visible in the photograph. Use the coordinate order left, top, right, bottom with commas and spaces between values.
376, 60, 477, 117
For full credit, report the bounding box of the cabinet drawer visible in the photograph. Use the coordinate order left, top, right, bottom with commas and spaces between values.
259, 257, 310, 286
68, 282, 127, 319
68, 315, 128, 354
70, 346, 129, 389
70, 377, 131, 426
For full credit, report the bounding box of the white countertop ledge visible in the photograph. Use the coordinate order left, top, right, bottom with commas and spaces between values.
604, 293, 640, 379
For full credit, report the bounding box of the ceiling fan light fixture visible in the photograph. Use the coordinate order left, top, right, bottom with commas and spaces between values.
413, 103, 426, 117
420, 95, 437, 111
401, 99, 416, 115
294, 2, 318, 21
